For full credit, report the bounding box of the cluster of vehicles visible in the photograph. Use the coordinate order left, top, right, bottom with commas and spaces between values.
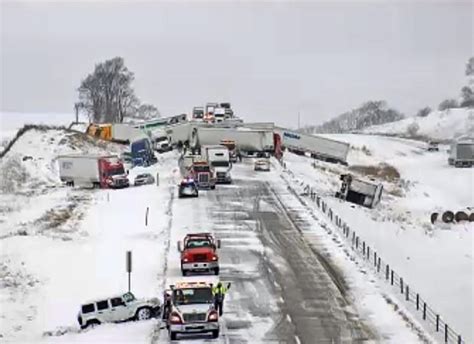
192, 102, 234, 123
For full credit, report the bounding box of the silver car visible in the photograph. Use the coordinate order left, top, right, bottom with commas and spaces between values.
134, 173, 155, 186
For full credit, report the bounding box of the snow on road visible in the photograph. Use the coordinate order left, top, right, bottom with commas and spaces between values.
283, 134, 473, 343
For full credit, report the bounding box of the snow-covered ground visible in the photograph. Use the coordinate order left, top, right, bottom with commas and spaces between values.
362, 108, 474, 141
283, 134, 473, 343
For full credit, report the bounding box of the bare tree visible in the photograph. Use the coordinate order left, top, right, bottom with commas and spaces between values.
416, 107, 431, 117
77, 57, 137, 123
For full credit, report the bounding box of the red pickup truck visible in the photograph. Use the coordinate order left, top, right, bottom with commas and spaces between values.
178, 233, 221, 276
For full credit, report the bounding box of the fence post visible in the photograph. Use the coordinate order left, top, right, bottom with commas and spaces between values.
416, 294, 419, 310
377, 257, 381, 272
423, 302, 426, 320
445, 324, 448, 343
352, 232, 355, 246
374, 252, 377, 267
356, 237, 359, 249
436, 314, 439, 332
346, 226, 349, 238
458, 335, 462, 344
406, 285, 409, 301
400, 278, 404, 294
391, 270, 394, 285
386, 265, 389, 280
367, 246, 370, 260
363, 241, 366, 255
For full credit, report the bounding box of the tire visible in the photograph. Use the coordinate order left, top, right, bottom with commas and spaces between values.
136, 307, 152, 321
182, 269, 188, 276
170, 331, 178, 340
442, 211, 455, 223
455, 211, 469, 222
211, 185, 216, 190
85, 319, 100, 329
430, 212, 439, 224
211, 329, 219, 338
213, 267, 220, 275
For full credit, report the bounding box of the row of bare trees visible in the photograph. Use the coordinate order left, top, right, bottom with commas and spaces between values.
76, 57, 159, 123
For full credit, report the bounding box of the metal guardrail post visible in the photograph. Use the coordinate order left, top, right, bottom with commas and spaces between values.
406, 285, 409, 301
436, 314, 439, 332
445, 324, 448, 343
391, 270, 394, 285
386, 265, 389, 280
423, 302, 426, 320
400, 278, 404, 294
416, 294, 419, 310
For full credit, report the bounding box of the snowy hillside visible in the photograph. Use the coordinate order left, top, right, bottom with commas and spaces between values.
284, 134, 473, 342
362, 108, 474, 141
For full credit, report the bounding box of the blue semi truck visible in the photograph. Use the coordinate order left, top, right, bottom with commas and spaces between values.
131, 138, 158, 167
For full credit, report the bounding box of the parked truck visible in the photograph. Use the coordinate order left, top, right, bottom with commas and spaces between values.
58, 154, 129, 188
201, 145, 232, 184
448, 139, 474, 167
86, 123, 145, 144
190, 127, 274, 154
336, 174, 383, 208
131, 138, 157, 167
274, 127, 350, 165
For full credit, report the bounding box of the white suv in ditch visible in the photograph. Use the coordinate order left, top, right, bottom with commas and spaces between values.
77, 292, 161, 329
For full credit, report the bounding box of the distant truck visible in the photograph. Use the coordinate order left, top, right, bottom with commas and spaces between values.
220, 140, 238, 163
201, 145, 232, 184
192, 107, 205, 119
190, 127, 275, 154
58, 154, 129, 188
177, 233, 221, 276
336, 174, 383, 208
131, 138, 157, 167
274, 127, 350, 165
448, 140, 474, 167
213, 108, 226, 123
149, 129, 172, 153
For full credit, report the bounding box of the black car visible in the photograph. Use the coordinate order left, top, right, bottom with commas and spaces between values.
178, 179, 199, 198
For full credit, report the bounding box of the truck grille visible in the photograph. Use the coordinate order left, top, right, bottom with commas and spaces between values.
192, 253, 208, 262
217, 172, 226, 179
183, 313, 207, 322
198, 173, 209, 184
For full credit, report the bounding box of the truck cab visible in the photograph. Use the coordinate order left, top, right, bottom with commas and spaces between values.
190, 161, 216, 189
178, 233, 221, 276
131, 138, 157, 167
201, 145, 232, 184
213, 108, 226, 123
166, 281, 220, 340
193, 107, 205, 120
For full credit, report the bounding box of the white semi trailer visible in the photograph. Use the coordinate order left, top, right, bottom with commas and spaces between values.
274, 127, 350, 165
337, 174, 383, 208
190, 127, 274, 153
448, 139, 474, 167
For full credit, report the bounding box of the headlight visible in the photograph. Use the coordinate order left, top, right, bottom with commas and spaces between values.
212, 256, 217, 261
183, 258, 189, 262
208, 311, 218, 322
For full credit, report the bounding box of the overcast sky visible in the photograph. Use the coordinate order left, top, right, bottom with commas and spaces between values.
1, 1, 472, 127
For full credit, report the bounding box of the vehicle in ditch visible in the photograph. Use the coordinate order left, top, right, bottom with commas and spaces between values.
166, 281, 220, 340
178, 233, 221, 276
77, 292, 160, 329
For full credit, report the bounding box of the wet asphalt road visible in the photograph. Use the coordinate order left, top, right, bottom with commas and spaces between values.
203, 164, 372, 344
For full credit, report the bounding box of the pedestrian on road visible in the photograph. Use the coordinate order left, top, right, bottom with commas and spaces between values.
211, 282, 231, 316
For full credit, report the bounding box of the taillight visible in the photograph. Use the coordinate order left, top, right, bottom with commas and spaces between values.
170, 312, 182, 324
208, 310, 218, 322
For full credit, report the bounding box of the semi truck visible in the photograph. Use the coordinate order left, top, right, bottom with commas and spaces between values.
274, 127, 350, 165
131, 138, 157, 167
192, 107, 205, 119
58, 154, 129, 188
190, 127, 274, 154
448, 139, 474, 167
86, 123, 146, 144
336, 174, 383, 208
201, 145, 232, 183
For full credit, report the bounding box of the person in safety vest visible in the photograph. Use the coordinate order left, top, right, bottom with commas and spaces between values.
211, 282, 231, 316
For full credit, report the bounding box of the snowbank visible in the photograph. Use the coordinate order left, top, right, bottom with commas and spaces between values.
362, 108, 474, 141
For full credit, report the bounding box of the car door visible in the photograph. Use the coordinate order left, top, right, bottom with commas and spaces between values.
95, 300, 112, 322
110, 297, 130, 321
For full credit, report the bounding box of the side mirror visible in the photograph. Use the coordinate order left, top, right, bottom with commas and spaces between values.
217, 239, 221, 249
177, 241, 182, 252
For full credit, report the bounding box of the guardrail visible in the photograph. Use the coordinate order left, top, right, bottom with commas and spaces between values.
284, 170, 466, 344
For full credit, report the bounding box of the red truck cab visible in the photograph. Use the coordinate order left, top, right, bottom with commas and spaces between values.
99, 157, 129, 188
178, 233, 221, 276
190, 161, 216, 189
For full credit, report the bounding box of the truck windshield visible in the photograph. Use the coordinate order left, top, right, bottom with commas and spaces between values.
174, 288, 213, 305
186, 239, 212, 248
156, 137, 168, 143
193, 165, 210, 172
212, 161, 229, 167
107, 166, 125, 176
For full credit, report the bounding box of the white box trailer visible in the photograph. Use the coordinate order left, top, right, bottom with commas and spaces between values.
112, 124, 146, 143
165, 122, 193, 146
190, 127, 274, 153
275, 127, 349, 164
448, 140, 474, 167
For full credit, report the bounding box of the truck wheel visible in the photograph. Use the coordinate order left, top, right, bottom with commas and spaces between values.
85, 319, 100, 329
211, 329, 219, 338
430, 212, 439, 224
442, 211, 455, 223
135, 307, 152, 321
170, 331, 178, 340
182, 269, 188, 276
469, 213, 474, 222
213, 267, 220, 275
455, 211, 469, 222
211, 185, 216, 190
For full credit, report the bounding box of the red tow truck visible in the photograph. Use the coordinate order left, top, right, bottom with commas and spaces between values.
178, 233, 221, 276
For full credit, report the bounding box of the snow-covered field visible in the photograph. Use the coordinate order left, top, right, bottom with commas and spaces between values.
283, 134, 473, 343
362, 108, 474, 141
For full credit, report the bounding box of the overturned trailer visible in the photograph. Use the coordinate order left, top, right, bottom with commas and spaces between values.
336, 174, 383, 208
